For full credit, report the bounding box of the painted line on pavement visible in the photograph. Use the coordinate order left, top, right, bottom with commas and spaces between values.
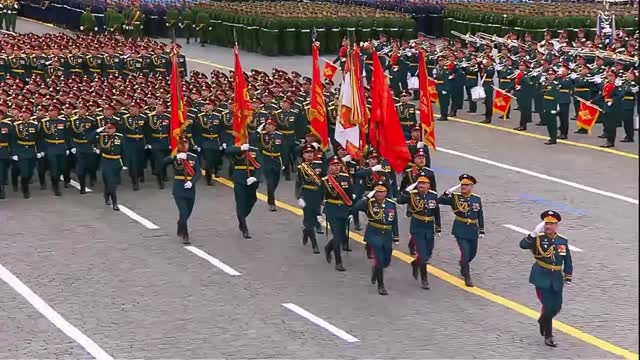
187, 58, 233, 71
503, 224, 584, 252
518, 193, 588, 216
448, 116, 639, 160
282, 303, 360, 343
214, 176, 637, 360
438, 147, 639, 205
184, 246, 242, 276
62, 177, 93, 193
0, 263, 114, 360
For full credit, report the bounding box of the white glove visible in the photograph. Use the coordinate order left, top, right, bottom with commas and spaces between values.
442, 91, 447, 95
311, 142, 320, 150
479, 234, 486, 239
11, 155, 18, 161
94, 148, 101, 154
36, 152, 43, 159
257, 123, 265, 133
80, 26, 84, 31
607, 101, 613, 107
222, 143, 227, 149
631, 86, 639, 93
183, 181, 193, 189
366, 190, 376, 198
417, 141, 425, 149
240, 143, 250, 151
347, 215, 353, 224
446, 183, 461, 194
96, 126, 105, 133
176, 152, 187, 160
530, 221, 545, 237
594, 77, 602, 84
316, 215, 323, 224
246, 176, 257, 185
65, 150, 70, 156
70, 148, 76, 154
219, 146, 224, 150
352, 194, 356, 199
342, 155, 352, 162
569, 73, 578, 79
146, 144, 152, 149
297, 198, 306, 208
405, 182, 418, 192
539, 78, 545, 84
436, 232, 441, 237
550, 110, 557, 114
448, 75, 454, 79
371, 164, 383, 172
194, 146, 201, 152
614, 78, 623, 87
94, 27, 98, 31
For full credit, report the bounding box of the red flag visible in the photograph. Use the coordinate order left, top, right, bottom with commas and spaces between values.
576, 100, 601, 134
169, 44, 193, 176
232, 47, 253, 145
371, 51, 411, 173
418, 51, 436, 151
309, 42, 329, 150
323, 59, 338, 81
492, 88, 512, 119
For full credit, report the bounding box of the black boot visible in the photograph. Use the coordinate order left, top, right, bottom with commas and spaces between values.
353, 216, 362, 231
104, 192, 111, 206
39, 173, 46, 190
377, 268, 388, 295
52, 177, 61, 196
480, 117, 491, 124
411, 259, 418, 280
132, 177, 140, 191
205, 170, 213, 186
177, 221, 184, 237
420, 264, 430, 289
238, 216, 251, 238
79, 175, 87, 194
461, 261, 474, 287
544, 318, 556, 347
302, 228, 309, 246
365, 243, 373, 259
324, 240, 333, 263
334, 246, 345, 271
370, 266, 377, 284
538, 316, 546, 337
89, 174, 96, 187
157, 175, 164, 189
574, 128, 588, 134
182, 221, 190, 244
309, 231, 320, 254
21, 179, 30, 199
111, 193, 119, 211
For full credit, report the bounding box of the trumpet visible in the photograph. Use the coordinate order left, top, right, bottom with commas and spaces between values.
527, 66, 544, 78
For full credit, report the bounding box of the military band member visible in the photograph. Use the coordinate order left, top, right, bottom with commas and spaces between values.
480, 56, 496, 124
195, 100, 223, 185
397, 174, 441, 289
592, 71, 622, 148
620, 70, 637, 143
438, 174, 484, 287
295, 144, 324, 253
226, 141, 261, 239
556, 66, 573, 140
572, 65, 593, 134
434, 56, 450, 121
90, 119, 123, 211
541, 69, 560, 145
321, 155, 354, 271
354, 181, 400, 296
122, 102, 147, 190
519, 210, 572, 347
69, 103, 96, 194
11, 108, 40, 198
41, 105, 69, 196
146, 102, 171, 188
397, 91, 417, 140
257, 118, 284, 211
165, 136, 201, 245
513, 61, 535, 131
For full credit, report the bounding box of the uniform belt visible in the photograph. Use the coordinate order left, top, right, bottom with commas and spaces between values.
536, 260, 562, 271
605, 98, 612, 101
455, 216, 478, 224
574, 88, 589, 91
559, 89, 569, 93
400, 121, 413, 126
364, 60, 373, 64
106, 69, 118, 73
70, 69, 83, 72
0, 142, 8, 147
202, 133, 219, 138
412, 214, 434, 222
624, 96, 635, 100
152, 133, 168, 138
280, 130, 294, 134
154, 68, 165, 72
261, 150, 280, 157
483, 79, 492, 83
326, 198, 344, 204
73, 138, 88, 143
174, 176, 193, 180
225, 130, 233, 134
101, 153, 121, 159
45, 139, 65, 144
126, 134, 144, 139
303, 184, 319, 190
466, 75, 477, 79
90, 69, 101, 72
32, 70, 44, 74
17, 140, 35, 146
234, 165, 255, 170
435, 80, 444, 84
11, 69, 25, 73
368, 222, 392, 230
543, 96, 554, 100
499, 79, 512, 82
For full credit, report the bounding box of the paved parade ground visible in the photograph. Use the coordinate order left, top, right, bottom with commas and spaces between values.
1, 18, 639, 359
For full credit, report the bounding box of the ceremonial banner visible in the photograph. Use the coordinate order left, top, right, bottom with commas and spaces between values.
418, 51, 436, 151
492, 88, 512, 119
428, 77, 438, 103
323, 58, 338, 81
232, 46, 253, 145
576, 100, 601, 133
309, 42, 329, 150
335, 48, 366, 158
370, 51, 411, 173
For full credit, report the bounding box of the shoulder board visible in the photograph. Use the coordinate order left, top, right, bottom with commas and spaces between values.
273, 131, 282, 135
221, 110, 229, 114
452, 191, 462, 195
114, 132, 123, 136
40, 118, 48, 123
1, 119, 11, 124
274, 110, 282, 114
97, 115, 104, 119
14, 120, 23, 125
70, 116, 78, 120
555, 233, 568, 241
428, 190, 438, 195
385, 198, 397, 204
312, 160, 323, 164
404, 168, 412, 173
187, 152, 197, 156
409, 189, 418, 194
122, 114, 130, 118
368, 198, 376, 203
338, 172, 349, 176
537, 232, 545, 237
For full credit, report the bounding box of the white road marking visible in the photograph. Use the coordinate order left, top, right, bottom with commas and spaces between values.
0, 263, 114, 360
118, 205, 160, 230
438, 147, 639, 205
64, 178, 93, 192
503, 224, 583, 252
184, 246, 242, 276
282, 303, 360, 343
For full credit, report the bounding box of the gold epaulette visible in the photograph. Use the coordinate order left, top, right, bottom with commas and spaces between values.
338, 172, 349, 176
198, 112, 206, 117
148, 111, 156, 116
409, 189, 418, 194
312, 160, 323, 164
386, 198, 397, 204
428, 190, 438, 195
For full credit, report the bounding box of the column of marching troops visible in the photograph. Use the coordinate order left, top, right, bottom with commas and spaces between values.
1, 32, 575, 348
347, 29, 639, 147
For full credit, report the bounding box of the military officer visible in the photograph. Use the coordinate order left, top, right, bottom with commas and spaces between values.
11, 108, 39, 198
90, 119, 123, 211
572, 65, 593, 134
146, 102, 171, 188
80, 7, 97, 33
165, 135, 201, 245
620, 70, 637, 143
0, 114, 10, 199
195, 10, 210, 47
122, 102, 146, 190
353, 181, 400, 296
434, 55, 450, 121
195, 100, 223, 185
513, 61, 535, 131
541, 69, 560, 145
41, 105, 69, 196
226, 140, 261, 239
397, 174, 441, 289
275, 98, 299, 181
480, 56, 496, 124
405, 126, 431, 168
69, 103, 96, 194
335, 144, 361, 232
258, 118, 284, 211
321, 155, 354, 271
295, 143, 324, 254
397, 91, 417, 140
556, 66, 573, 140
438, 174, 485, 287
180, 8, 194, 45
519, 210, 572, 347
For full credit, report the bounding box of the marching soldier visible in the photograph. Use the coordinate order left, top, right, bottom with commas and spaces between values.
335, 144, 361, 232
165, 135, 201, 245
321, 155, 354, 271
258, 118, 284, 211
0, 114, 10, 199
122, 102, 147, 190
181, 8, 194, 45
480, 56, 496, 124
11, 108, 40, 198
353, 181, 400, 295
296, 143, 324, 253
80, 7, 97, 34
434, 55, 450, 121
572, 65, 593, 134
592, 71, 623, 148
69, 103, 96, 194
556, 66, 573, 140
438, 174, 485, 287
195, 100, 223, 185
275, 98, 299, 181
146, 102, 171, 188
226, 141, 261, 239
405, 126, 431, 168
619, 69, 637, 143
519, 210, 572, 347
397, 91, 417, 140
397, 173, 441, 289
90, 119, 123, 211
541, 69, 560, 145
40, 105, 69, 196
195, 10, 210, 47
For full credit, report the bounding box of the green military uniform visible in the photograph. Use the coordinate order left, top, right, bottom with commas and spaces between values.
434, 60, 450, 121
572, 68, 592, 130
514, 68, 535, 130
69, 111, 97, 194
353, 183, 400, 296
126, 7, 144, 39
389, 54, 409, 97
165, 151, 201, 244
146, 110, 171, 188
497, 61, 515, 119
541, 71, 560, 144
438, 174, 484, 287
4, 0, 18, 32
65, 53, 85, 78
592, 79, 622, 147
9, 53, 28, 80
258, 125, 284, 210
103, 53, 123, 76
321, 156, 354, 271
180, 9, 193, 44
88, 125, 123, 211
11, 116, 40, 198
519, 210, 572, 347
86, 52, 104, 79
41, 114, 69, 196
226, 143, 262, 239
295, 144, 324, 253
121, 110, 146, 190
80, 8, 97, 33
620, 80, 637, 142
449, 58, 465, 116
0, 118, 11, 199
397, 95, 417, 140
195, 10, 210, 46
195, 109, 223, 185
557, 74, 573, 139
166, 7, 179, 37
29, 53, 48, 79
275, 105, 299, 180
108, 11, 124, 34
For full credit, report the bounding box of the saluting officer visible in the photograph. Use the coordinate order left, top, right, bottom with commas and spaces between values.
438, 174, 485, 287
90, 119, 123, 211
165, 135, 201, 245
40, 105, 69, 196
519, 210, 572, 347
397, 173, 441, 289
122, 102, 147, 190
258, 118, 284, 211
321, 155, 353, 271
354, 181, 400, 295
227, 141, 261, 239
295, 144, 324, 254
146, 102, 171, 189
69, 103, 96, 194
195, 99, 223, 185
